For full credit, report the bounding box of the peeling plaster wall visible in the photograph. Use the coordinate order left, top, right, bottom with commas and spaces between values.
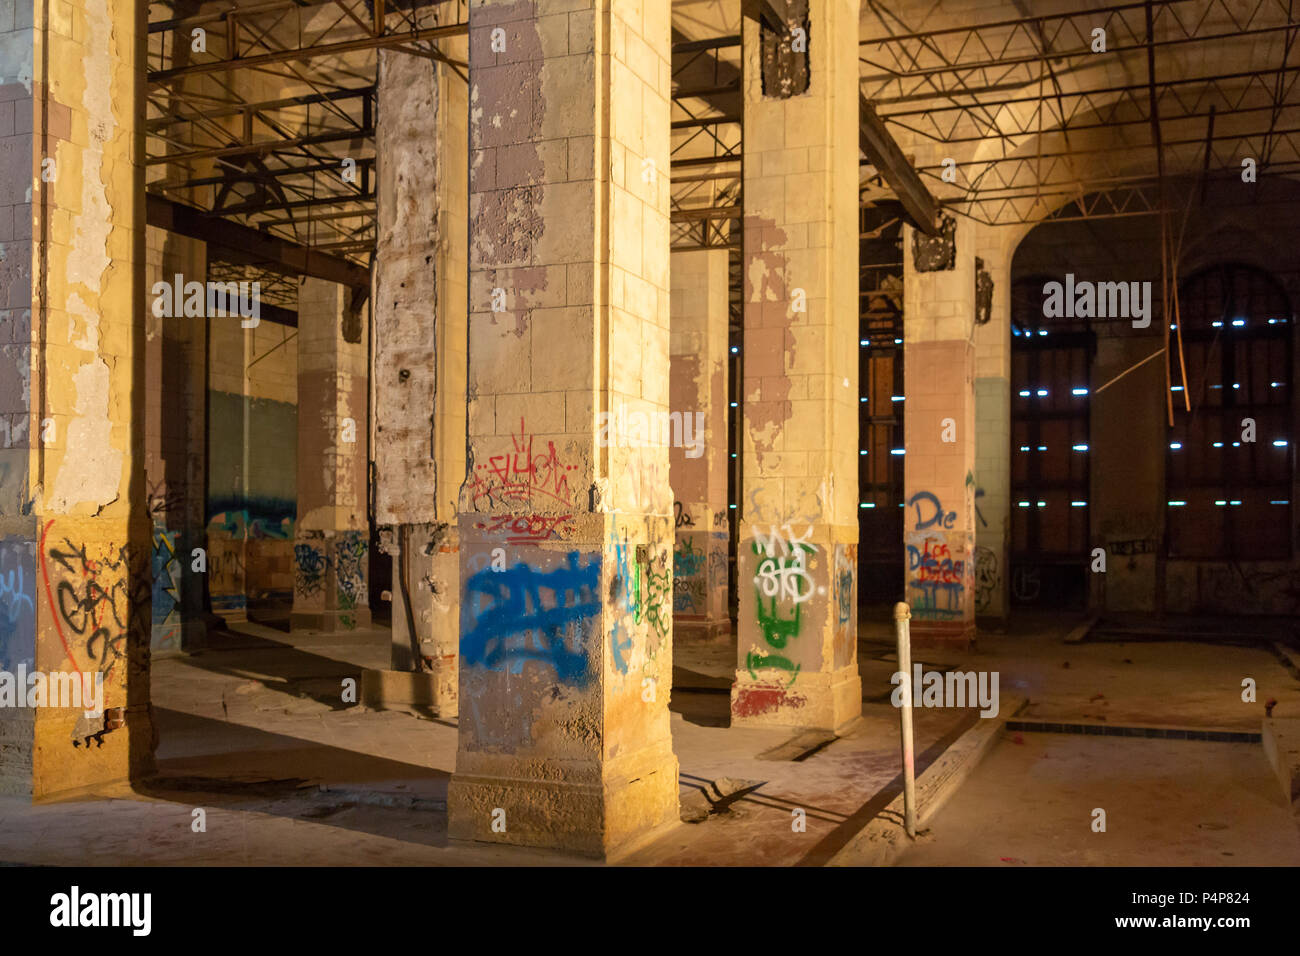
372, 29, 468, 685
1, 0, 153, 796
450, 0, 679, 858
45, 0, 122, 514
732, 0, 861, 731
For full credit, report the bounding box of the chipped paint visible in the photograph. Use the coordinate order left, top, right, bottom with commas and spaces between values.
49, 0, 122, 513
47, 359, 122, 511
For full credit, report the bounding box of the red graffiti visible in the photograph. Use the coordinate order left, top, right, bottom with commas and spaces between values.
468, 418, 579, 509
733, 685, 807, 719
909, 538, 965, 584
473, 513, 573, 544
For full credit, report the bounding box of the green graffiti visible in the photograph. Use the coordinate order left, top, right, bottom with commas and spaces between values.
746, 650, 801, 687
750, 592, 803, 686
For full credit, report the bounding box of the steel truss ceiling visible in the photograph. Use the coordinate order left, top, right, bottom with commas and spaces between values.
860, 0, 1300, 224
670, 33, 742, 251
146, 0, 468, 281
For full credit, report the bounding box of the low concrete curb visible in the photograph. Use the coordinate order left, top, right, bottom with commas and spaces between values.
360, 668, 440, 714
1062, 614, 1099, 645
827, 694, 1027, 866
1271, 641, 1300, 681
1262, 717, 1300, 807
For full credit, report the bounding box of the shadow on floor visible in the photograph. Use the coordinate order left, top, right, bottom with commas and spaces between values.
170, 625, 381, 711
139, 707, 451, 849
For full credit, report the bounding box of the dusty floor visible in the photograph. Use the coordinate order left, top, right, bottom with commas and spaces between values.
0, 608, 1295, 866
891, 733, 1300, 866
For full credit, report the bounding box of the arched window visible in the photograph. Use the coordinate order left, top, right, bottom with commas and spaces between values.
1167, 263, 1294, 559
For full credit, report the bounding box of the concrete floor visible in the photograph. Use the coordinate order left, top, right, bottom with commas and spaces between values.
0, 609, 1295, 866
892, 733, 1300, 866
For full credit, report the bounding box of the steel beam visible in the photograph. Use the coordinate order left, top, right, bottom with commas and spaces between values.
147, 194, 370, 291
860, 95, 940, 234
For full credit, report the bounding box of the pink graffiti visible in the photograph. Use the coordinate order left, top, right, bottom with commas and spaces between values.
468, 418, 579, 509
473, 513, 574, 544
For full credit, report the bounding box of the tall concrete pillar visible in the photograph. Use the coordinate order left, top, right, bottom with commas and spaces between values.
0, 0, 154, 796
903, 216, 978, 647
669, 248, 729, 639
450, 0, 679, 858
290, 278, 370, 631
205, 297, 300, 624
372, 23, 468, 713
144, 229, 207, 654
731, 0, 862, 732
971, 227, 1019, 623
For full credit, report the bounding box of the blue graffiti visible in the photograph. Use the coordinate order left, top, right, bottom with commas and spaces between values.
207, 498, 295, 540
0, 540, 35, 671
612, 534, 639, 615
0, 561, 34, 621
610, 620, 633, 675
674, 539, 705, 578
152, 528, 180, 628
462, 550, 600, 686
906, 491, 956, 532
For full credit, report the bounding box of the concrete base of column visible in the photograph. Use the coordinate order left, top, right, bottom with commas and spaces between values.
378, 522, 458, 716
910, 621, 977, 650
448, 739, 680, 859
731, 522, 862, 732
290, 529, 371, 633
672, 527, 730, 642
9, 516, 157, 798
731, 665, 862, 733
206, 531, 248, 623
289, 607, 373, 632
448, 512, 680, 857
150, 621, 206, 656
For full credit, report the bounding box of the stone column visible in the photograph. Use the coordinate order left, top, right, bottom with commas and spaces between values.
731, 0, 862, 732
972, 226, 1019, 624
144, 228, 207, 654
372, 23, 468, 714
449, 0, 679, 858
0, 0, 154, 796
290, 278, 370, 631
903, 215, 978, 647
669, 248, 729, 639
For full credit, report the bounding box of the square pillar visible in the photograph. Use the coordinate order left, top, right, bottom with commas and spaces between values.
291, 278, 370, 632
732, 0, 862, 732
972, 226, 1022, 623
202, 276, 299, 619
903, 216, 978, 647
669, 248, 729, 639
372, 22, 468, 713
0, 0, 154, 796
449, 0, 679, 859
144, 228, 207, 654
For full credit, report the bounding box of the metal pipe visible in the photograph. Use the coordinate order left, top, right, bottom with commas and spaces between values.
894, 601, 917, 839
